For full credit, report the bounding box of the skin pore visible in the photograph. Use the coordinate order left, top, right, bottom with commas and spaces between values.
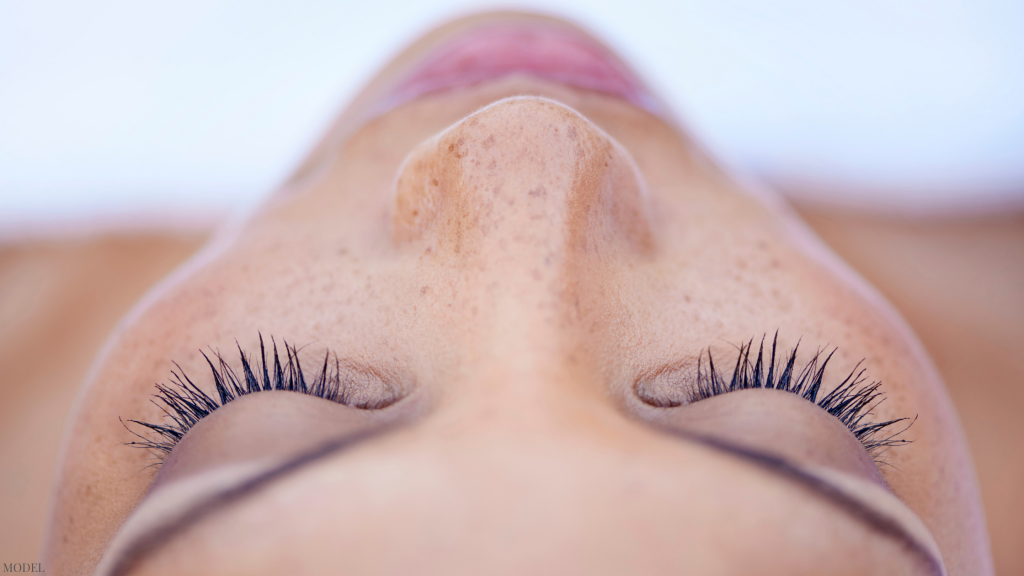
44, 12, 991, 576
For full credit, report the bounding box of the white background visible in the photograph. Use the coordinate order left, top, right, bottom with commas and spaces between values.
1, 0, 1022, 230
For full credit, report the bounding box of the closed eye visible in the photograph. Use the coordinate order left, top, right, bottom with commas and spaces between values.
633, 332, 914, 463
124, 334, 408, 469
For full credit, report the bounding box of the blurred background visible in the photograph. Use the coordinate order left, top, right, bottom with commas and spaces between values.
2, 0, 1023, 230
1, 0, 1021, 572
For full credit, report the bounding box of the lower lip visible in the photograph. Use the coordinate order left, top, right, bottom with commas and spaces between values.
381, 23, 657, 113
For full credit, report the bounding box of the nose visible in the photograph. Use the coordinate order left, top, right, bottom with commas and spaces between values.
392, 96, 653, 258
390, 97, 655, 412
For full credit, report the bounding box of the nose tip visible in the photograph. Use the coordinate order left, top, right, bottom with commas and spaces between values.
392, 96, 653, 258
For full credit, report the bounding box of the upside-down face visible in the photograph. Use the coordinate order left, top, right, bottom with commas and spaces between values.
46, 12, 990, 576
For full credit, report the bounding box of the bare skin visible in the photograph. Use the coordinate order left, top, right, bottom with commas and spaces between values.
43, 12, 991, 576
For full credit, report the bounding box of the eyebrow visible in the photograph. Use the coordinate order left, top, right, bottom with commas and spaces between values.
670, 430, 945, 576
106, 426, 395, 576
106, 425, 944, 576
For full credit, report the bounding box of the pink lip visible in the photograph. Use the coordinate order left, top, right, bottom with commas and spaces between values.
381, 23, 658, 113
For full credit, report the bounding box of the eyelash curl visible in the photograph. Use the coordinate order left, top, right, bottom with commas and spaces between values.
691, 334, 914, 461
125, 336, 370, 464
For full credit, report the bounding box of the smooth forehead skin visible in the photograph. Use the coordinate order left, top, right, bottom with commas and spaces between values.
45, 18, 989, 576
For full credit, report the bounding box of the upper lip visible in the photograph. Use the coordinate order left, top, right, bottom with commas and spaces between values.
379, 21, 658, 113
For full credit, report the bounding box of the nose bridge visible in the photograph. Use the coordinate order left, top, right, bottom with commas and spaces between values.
427, 346, 639, 457
391, 97, 653, 408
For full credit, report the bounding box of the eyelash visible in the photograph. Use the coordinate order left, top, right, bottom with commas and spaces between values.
690, 334, 914, 461
127, 334, 912, 466
125, 336, 365, 464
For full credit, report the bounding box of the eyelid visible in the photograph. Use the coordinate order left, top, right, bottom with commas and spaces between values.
125, 335, 409, 469
633, 333, 914, 462
666, 388, 890, 485
148, 391, 390, 489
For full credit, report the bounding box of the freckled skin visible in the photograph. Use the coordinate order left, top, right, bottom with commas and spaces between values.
393, 97, 652, 334
395, 99, 651, 250
44, 13, 990, 576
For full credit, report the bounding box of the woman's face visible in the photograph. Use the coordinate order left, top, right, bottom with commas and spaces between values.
46, 12, 990, 576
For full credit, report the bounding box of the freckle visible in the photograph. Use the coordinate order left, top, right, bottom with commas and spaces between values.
431, 178, 439, 186
472, 306, 478, 317
684, 295, 692, 303
338, 248, 348, 256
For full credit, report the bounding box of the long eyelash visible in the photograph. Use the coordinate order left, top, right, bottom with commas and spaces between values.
691, 333, 914, 461
124, 335, 357, 464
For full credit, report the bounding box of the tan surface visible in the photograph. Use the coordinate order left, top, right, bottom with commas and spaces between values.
0, 209, 1020, 572
0, 234, 205, 564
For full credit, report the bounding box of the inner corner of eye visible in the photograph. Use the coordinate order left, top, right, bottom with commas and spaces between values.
339, 374, 406, 410
633, 372, 694, 408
